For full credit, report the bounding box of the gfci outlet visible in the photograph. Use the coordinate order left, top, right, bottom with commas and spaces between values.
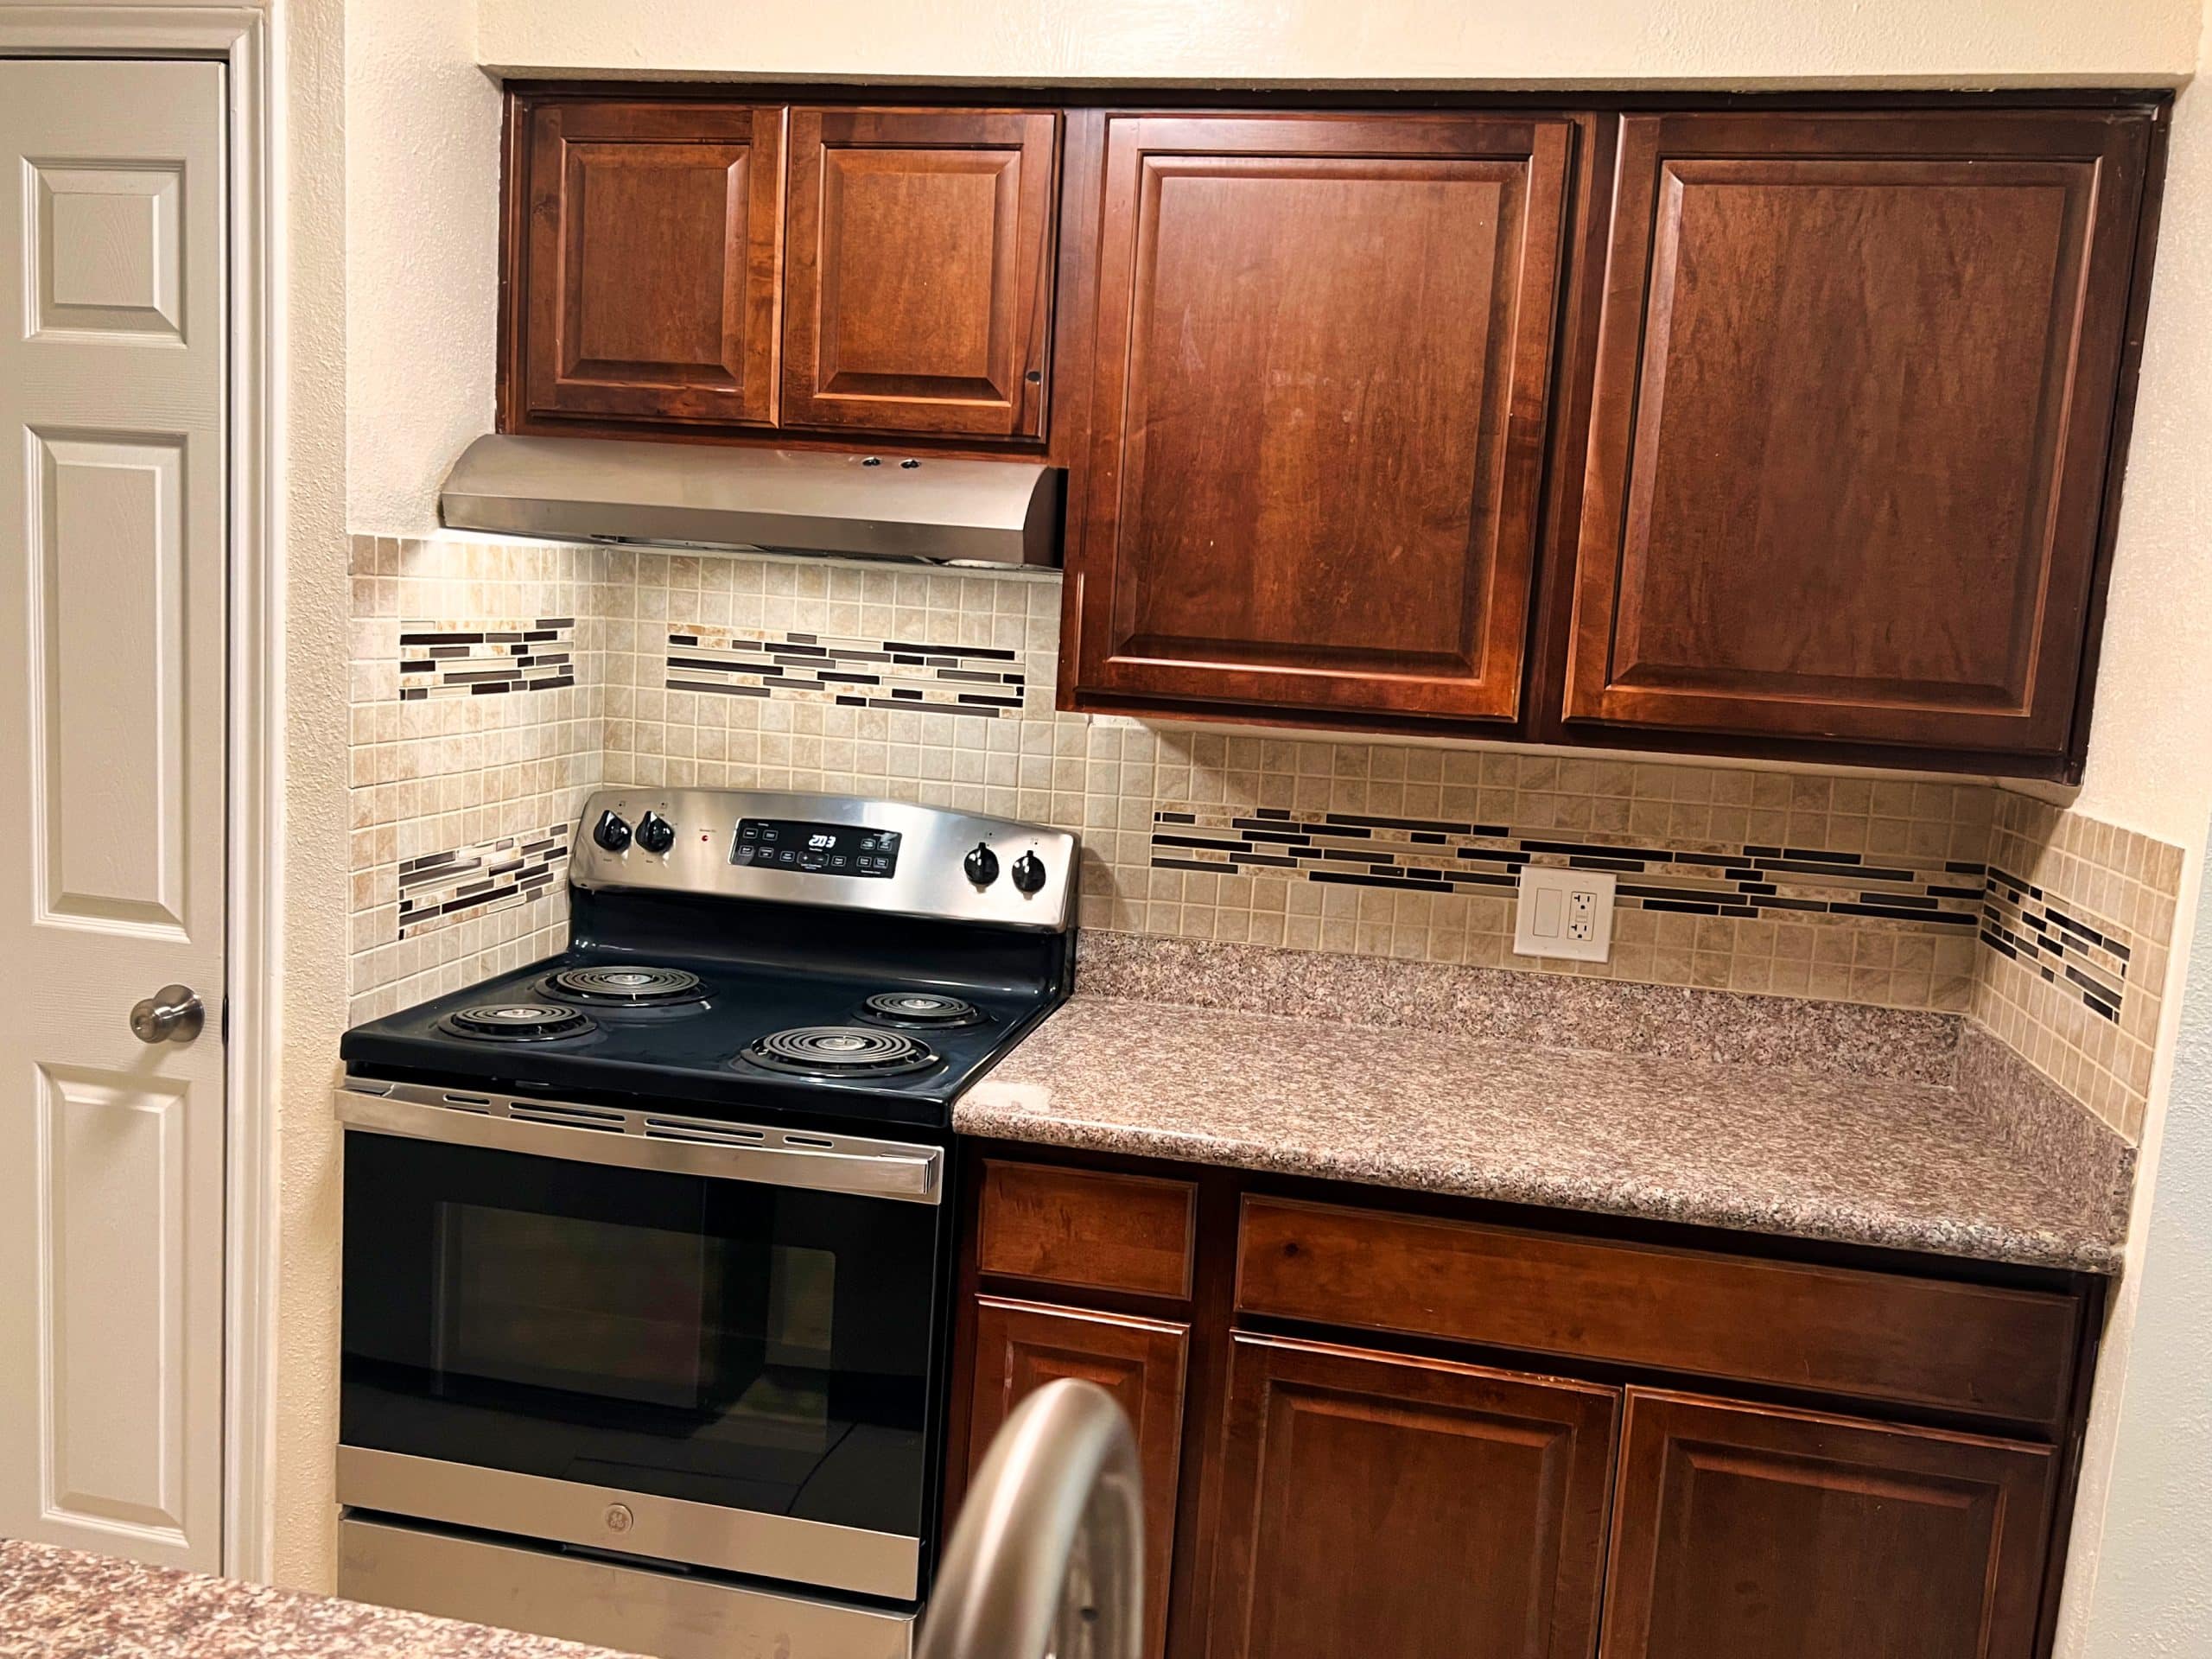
1513, 867, 1618, 963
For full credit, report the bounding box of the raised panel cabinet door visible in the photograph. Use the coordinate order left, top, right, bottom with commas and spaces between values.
1566, 111, 2152, 759
967, 1297, 1190, 1659
519, 99, 785, 425
1599, 1389, 2057, 1659
1072, 114, 1574, 721
784, 107, 1057, 437
1205, 1334, 1618, 1659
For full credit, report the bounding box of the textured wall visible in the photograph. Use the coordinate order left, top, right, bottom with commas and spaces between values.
274, 0, 353, 1596
478, 0, 2200, 85
2075, 823, 2212, 1654
346, 0, 499, 533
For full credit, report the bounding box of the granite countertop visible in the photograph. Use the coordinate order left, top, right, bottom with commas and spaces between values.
957, 937, 2134, 1274
0, 1539, 639, 1659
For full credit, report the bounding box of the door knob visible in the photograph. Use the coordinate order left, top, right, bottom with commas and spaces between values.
130, 985, 204, 1045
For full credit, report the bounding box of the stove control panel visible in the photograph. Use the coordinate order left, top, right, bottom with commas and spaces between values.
732, 818, 901, 878
570, 788, 1078, 931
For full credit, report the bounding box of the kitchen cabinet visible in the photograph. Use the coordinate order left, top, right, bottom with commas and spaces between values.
1599, 1390, 2056, 1659
1064, 112, 1573, 723
505, 97, 1059, 442
783, 107, 1058, 438
1559, 110, 2151, 769
513, 99, 785, 427
497, 89, 2164, 779
1206, 1333, 1616, 1659
965, 1297, 1189, 1659
947, 1145, 2102, 1659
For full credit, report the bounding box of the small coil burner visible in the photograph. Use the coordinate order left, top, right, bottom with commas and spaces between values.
858, 991, 983, 1029
739, 1026, 940, 1078
544, 965, 708, 1007
439, 1002, 598, 1044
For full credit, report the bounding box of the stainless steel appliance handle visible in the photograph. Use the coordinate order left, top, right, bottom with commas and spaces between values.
917, 1379, 1143, 1659
334, 1080, 943, 1205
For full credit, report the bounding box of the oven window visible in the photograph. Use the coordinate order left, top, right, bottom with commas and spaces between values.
342, 1130, 942, 1539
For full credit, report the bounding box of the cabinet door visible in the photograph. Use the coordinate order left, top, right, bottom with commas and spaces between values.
1072, 113, 1573, 722
784, 107, 1057, 437
1205, 1334, 1618, 1659
966, 1297, 1189, 1659
1566, 111, 2150, 760
1600, 1389, 2056, 1659
518, 99, 785, 426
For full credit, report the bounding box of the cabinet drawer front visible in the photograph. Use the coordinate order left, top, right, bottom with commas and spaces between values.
1599, 1389, 2055, 1659
1566, 110, 2151, 757
1073, 112, 1575, 722
1236, 1197, 2080, 1425
980, 1161, 1197, 1299
783, 107, 1058, 438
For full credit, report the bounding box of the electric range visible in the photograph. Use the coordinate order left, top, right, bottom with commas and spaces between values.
334, 788, 1077, 1659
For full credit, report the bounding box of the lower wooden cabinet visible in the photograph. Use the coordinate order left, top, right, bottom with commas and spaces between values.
1600, 1389, 2056, 1659
950, 1149, 2094, 1659
964, 1296, 1190, 1659
1205, 1335, 1618, 1659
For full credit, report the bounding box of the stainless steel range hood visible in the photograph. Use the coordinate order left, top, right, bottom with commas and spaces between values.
440, 434, 1063, 568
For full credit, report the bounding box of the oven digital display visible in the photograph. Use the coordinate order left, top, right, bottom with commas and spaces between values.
731, 818, 899, 878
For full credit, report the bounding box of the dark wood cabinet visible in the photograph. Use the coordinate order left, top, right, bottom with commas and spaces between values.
1599, 1389, 2057, 1659
964, 1296, 1190, 1659
513, 99, 785, 427
494, 90, 2165, 779
948, 1146, 2102, 1659
1205, 1334, 1618, 1659
783, 107, 1058, 437
1065, 112, 1573, 724
1561, 110, 2151, 765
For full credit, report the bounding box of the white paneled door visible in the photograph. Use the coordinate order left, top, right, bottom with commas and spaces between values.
0, 60, 227, 1571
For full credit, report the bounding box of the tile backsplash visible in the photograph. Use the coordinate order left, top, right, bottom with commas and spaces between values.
346, 532, 2184, 1142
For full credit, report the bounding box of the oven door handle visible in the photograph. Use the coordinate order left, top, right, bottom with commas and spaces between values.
334, 1083, 944, 1205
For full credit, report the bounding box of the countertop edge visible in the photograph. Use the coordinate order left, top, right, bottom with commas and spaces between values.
952, 1090, 2126, 1277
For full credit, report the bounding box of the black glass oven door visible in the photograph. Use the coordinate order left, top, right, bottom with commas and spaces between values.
340, 1112, 944, 1567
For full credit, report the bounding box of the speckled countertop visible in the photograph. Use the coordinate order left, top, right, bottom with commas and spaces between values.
956, 937, 2134, 1274
0, 1539, 639, 1659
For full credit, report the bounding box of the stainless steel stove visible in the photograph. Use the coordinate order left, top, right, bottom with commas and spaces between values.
334, 789, 1077, 1659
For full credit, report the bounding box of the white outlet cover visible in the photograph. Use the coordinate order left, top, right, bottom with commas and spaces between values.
1513, 866, 1618, 963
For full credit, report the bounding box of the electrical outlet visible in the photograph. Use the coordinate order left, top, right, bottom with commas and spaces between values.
1513, 867, 1617, 963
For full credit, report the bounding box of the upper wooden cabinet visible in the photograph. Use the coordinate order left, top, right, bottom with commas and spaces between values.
1066, 113, 1573, 723
1562, 110, 2151, 766
504, 98, 1058, 442
783, 107, 1058, 437
514, 99, 785, 427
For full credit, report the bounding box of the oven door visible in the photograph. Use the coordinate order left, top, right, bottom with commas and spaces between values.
335, 1081, 947, 1602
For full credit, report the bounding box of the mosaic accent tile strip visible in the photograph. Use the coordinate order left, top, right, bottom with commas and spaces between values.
1973, 793, 2182, 1141
1980, 868, 2130, 1023
664, 625, 1027, 718
397, 823, 571, 939
398, 617, 577, 700
1149, 805, 1986, 930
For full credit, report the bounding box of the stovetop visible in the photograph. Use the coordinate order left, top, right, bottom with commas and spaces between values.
341, 944, 1056, 1128
340, 788, 1080, 1133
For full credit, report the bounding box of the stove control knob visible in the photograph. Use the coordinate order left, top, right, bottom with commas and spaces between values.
963, 842, 1000, 887
593, 810, 632, 853
1011, 851, 1047, 894
636, 811, 676, 855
